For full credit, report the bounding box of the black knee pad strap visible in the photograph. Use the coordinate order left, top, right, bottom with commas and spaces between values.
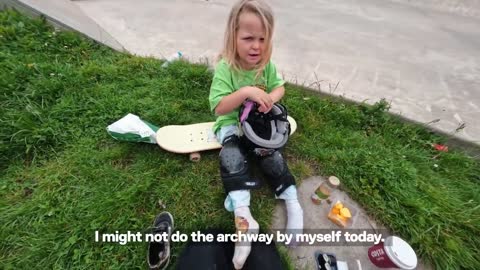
272, 171, 295, 196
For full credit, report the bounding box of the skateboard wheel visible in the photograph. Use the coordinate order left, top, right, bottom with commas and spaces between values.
189, 152, 201, 162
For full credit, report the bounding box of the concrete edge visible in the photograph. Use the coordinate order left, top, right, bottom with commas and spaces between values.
288, 83, 480, 158
0, 0, 127, 52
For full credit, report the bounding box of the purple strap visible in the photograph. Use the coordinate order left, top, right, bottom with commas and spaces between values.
240, 100, 255, 123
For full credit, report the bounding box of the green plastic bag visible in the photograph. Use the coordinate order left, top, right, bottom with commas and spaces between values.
107, 114, 159, 144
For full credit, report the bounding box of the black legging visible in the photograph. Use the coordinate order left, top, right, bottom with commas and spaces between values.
176, 229, 285, 270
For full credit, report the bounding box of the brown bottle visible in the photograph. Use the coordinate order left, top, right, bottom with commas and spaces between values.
315, 176, 340, 203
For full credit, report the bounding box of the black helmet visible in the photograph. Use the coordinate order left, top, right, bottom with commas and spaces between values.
239, 100, 290, 149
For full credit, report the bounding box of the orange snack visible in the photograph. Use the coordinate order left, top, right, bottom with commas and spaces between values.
334, 202, 344, 210
340, 207, 352, 218
328, 201, 352, 227
338, 215, 349, 223
328, 212, 347, 227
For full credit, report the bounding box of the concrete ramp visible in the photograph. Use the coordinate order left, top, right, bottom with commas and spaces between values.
390, 0, 480, 18
0, 0, 125, 52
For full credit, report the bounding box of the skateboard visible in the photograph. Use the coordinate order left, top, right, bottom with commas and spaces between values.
156, 116, 297, 162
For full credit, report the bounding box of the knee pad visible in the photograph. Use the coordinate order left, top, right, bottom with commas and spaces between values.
258, 151, 295, 196
220, 135, 260, 193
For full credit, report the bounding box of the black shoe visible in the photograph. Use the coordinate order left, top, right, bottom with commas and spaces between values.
147, 212, 174, 270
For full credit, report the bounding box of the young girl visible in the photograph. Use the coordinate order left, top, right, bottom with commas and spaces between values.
209, 0, 303, 268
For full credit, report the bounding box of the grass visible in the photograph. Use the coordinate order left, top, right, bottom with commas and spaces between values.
1, 10, 479, 269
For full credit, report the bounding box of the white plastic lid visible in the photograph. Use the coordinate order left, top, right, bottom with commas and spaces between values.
384, 236, 418, 269
328, 176, 340, 186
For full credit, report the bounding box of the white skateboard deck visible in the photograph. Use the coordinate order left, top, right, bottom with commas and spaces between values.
156, 116, 297, 160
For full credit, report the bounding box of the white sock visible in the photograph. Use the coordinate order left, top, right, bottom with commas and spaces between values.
232, 206, 259, 269
285, 199, 303, 246
278, 186, 304, 236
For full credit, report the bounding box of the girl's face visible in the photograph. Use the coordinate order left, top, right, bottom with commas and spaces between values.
236, 12, 266, 70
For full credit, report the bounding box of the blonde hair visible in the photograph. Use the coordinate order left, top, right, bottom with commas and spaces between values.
220, 0, 274, 76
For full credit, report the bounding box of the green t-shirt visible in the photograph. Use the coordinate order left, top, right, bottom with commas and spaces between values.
209, 59, 285, 133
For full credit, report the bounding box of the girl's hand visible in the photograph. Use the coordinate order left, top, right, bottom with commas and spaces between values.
246, 87, 273, 113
